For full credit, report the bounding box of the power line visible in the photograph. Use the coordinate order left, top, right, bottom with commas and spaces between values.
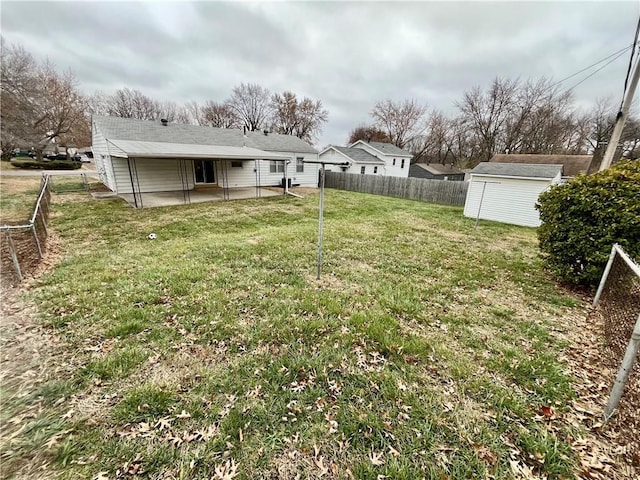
549, 43, 635, 90
565, 49, 631, 93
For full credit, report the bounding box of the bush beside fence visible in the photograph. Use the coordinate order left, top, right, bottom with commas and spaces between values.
325, 171, 468, 206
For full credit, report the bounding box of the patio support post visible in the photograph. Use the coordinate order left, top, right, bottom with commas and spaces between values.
127, 158, 139, 208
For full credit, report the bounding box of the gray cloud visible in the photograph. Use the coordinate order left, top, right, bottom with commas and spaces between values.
2, 1, 637, 147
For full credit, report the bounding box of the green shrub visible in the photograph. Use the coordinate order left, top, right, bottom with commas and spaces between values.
536, 160, 640, 287
10, 158, 81, 170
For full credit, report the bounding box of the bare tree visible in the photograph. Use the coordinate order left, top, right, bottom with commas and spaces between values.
370, 99, 428, 149
1, 39, 89, 159
201, 101, 239, 128
347, 124, 391, 144
226, 83, 271, 131
456, 78, 519, 162
270, 91, 328, 143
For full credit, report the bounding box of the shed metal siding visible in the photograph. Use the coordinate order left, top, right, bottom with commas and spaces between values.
463, 175, 554, 227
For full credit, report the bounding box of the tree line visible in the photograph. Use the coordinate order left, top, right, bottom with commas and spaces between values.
2, 37, 637, 166
0, 38, 328, 160
349, 78, 639, 167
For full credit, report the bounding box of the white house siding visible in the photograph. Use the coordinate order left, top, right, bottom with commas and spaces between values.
350, 143, 411, 178
92, 124, 117, 191
112, 158, 195, 194
319, 150, 350, 172
463, 175, 555, 227
258, 151, 320, 187
318, 149, 384, 176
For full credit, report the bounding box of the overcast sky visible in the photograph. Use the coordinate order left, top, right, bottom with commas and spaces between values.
2, 1, 638, 147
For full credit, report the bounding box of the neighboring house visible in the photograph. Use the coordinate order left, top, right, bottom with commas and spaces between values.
318, 140, 412, 177
409, 163, 465, 181
489, 154, 594, 178
463, 162, 562, 228
91, 115, 319, 197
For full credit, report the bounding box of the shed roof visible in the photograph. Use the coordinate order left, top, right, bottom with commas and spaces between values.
93, 116, 317, 154
413, 163, 464, 175
106, 140, 290, 160
330, 146, 385, 164
471, 162, 562, 179
489, 154, 592, 177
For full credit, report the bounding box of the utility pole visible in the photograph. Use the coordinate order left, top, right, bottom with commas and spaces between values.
600, 43, 640, 171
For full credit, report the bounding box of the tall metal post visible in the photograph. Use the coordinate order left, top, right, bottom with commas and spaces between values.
474, 181, 488, 230
317, 164, 325, 280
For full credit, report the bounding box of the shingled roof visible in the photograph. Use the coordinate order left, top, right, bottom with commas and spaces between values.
330, 146, 384, 164
93, 116, 317, 154
489, 154, 593, 177
471, 162, 562, 179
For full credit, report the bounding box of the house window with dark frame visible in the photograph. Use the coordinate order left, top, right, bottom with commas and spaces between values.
270, 160, 284, 173
401, 159, 405, 168
360, 166, 366, 174
231, 160, 243, 168
373, 166, 378, 174
393, 159, 396, 166
296, 157, 304, 173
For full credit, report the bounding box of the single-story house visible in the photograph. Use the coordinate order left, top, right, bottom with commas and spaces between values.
488, 154, 594, 178
92, 116, 319, 207
463, 162, 562, 227
318, 140, 412, 177
409, 163, 465, 181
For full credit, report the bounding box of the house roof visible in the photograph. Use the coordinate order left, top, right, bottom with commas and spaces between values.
330, 146, 385, 164
413, 163, 464, 175
106, 140, 290, 160
471, 162, 563, 179
489, 154, 592, 177
350, 140, 412, 156
93, 116, 317, 154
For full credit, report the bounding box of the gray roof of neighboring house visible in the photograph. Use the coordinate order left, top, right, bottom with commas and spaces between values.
489, 154, 593, 177
331, 146, 385, 164
471, 162, 563, 179
365, 141, 412, 156
413, 163, 464, 175
93, 116, 317, 154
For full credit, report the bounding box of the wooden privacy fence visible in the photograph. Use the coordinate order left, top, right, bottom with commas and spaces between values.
1, 175, 51, 285
325, 171, 469, 207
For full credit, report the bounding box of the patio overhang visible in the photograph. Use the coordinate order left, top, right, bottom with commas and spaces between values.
106, 139, 291, 161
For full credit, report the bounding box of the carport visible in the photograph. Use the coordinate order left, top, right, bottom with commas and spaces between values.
106, 140, 291, 208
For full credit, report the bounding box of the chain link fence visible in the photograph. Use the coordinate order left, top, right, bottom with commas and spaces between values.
589, 244, 640, 455
1, 175, 51, 286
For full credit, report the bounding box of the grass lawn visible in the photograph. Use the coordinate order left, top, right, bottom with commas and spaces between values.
2, 189, 588, 479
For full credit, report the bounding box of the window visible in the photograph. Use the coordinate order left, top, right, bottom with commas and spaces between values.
360, 166, 366, 174
393, 159, 396, 166
373, 166, 378, 174
231, 160, 243, 168
401, 159, 405, 168
270, 160, 284, 173
296, 157, 304, 173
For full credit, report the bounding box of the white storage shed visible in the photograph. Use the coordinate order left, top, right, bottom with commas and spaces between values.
463, 163, 563, 227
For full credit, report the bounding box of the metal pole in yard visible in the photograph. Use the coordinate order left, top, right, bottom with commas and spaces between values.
31, 223, 43, 259
5, 231, 23, 282
593, 244, 618, 306
604, 313, 640, 421
475, 181, 488, 230
317, 164, 326, 280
